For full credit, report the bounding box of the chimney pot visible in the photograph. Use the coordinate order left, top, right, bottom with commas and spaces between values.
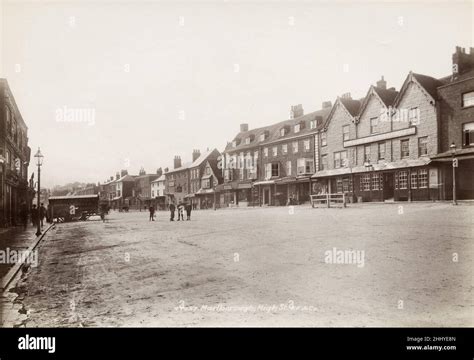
192, 149, 201, 162
173, 156, 182, 169
376, 76, 387, 90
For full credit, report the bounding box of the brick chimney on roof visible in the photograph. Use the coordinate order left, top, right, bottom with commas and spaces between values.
452, 46, 474, 77
376, 76, 387, 90
290, 104, 304, 119
240, 123, 249, 132
322, 101, 332, 109
173, 156, 182, 169
192, 149, 201, 162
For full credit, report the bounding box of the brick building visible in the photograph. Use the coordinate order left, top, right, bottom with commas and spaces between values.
220, 104, 331, 207
217, 123, 263, 207
150, 173, 166, 210
432, 47, 474, 200
187, 148, 221, 209
133, 168, 159, 209
313, 73, 443, 202
165, 156, 192, 205
0, 79, 31, 226
255, 104, 331, 205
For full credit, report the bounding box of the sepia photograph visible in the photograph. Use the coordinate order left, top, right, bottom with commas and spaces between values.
0, 0, 472, 357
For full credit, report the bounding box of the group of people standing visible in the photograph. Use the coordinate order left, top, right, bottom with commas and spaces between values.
18, 202, 50, 229
147, 202, 193, 221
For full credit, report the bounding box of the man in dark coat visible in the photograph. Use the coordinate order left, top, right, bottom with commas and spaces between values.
31, 204, 38, 227
149, 205, 155, 221
185, 202, 192, 221
39, 203, 46, 228
169, 202, 175, 221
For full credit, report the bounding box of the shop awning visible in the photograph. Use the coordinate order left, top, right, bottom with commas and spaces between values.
253, 180, 275, 186
112, 196, 122, 201
312, 158, 431, 178
184, 194, 195, 198
238, 183, 252, 189
274, 177, 297, 184
196, 188, 215, 195
430, 148, 474, 161
202, 174, 213, 179
215, 181, 239, 192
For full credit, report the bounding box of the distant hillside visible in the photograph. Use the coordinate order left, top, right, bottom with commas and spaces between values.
51, 182, 96, 196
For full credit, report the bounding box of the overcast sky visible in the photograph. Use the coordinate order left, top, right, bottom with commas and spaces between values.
1, 0, 472, 188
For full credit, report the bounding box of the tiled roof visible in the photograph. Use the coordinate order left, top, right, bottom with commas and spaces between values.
373, 86, 398, 107
225, 107, 331, 153
165, 162, 192, 174
339, 98, 362, 117
412, 73, 444, 100
151, 174, 166, 183
189, 148, 220, 168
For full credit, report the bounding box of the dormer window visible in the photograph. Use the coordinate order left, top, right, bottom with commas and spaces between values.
310, 120, 316, 129
294, 124, 300, 133
232, 138, 241, 147
245, 134, 255, 145
259, 130, 269, 142
280, 126, 290, 137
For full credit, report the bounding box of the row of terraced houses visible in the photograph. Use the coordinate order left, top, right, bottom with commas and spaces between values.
98, 46, 474, 209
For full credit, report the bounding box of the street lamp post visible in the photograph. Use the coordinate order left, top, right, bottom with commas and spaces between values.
34, 148, 44, 236
450, 142, 457, 205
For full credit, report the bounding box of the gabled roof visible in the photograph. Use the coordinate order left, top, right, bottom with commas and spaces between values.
322, 96, 361, 130
189, 148, 220, 169
357, 86, 398, 120
340, 98, 362, 117
116, 174, 135, 182
411, 72, 444, 100
372, 86, 398, 107
151, 174, 166, 183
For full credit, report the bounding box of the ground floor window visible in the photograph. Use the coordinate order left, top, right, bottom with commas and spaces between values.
418, 169, 428, 188
336, 178, 343, 193
342, 177, 351, 193
372, 173, 380, 190
360, 174, 371, 191
397, 171, 408, 189
410, 171, 418, 189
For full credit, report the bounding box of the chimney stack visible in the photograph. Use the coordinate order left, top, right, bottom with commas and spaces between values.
341, 92, 351, 100
156, 167, 163, 176
192, 149, 201, 162
452, 46, 474, 77
174, 156, 182, 169
376, 76, 387, 90
116, 172, 120, 180
322, 101, 332, 109
240, 123, 249, 132
120, 169, 128, 177
290, 104, 304, 119
164, 167, 169, 173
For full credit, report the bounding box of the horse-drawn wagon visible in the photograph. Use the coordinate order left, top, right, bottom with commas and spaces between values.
48, 194, 100, 222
